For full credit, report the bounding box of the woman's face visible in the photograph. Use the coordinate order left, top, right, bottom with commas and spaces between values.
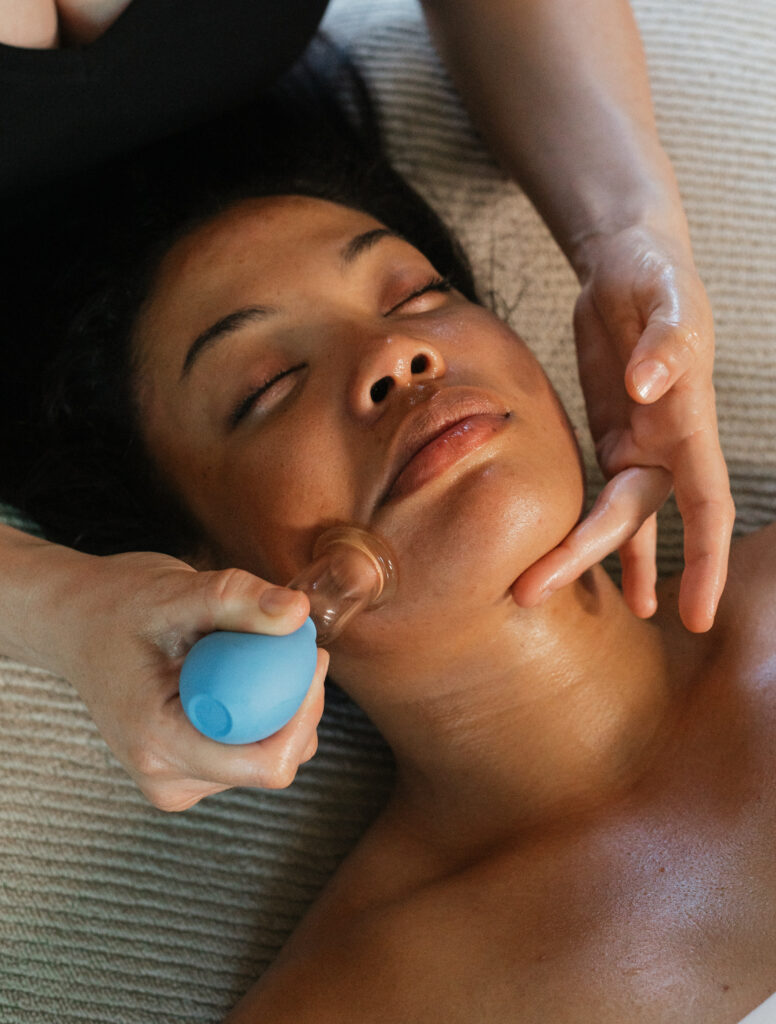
135, 196, 584, 690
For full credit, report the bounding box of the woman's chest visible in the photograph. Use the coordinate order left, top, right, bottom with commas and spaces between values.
361, 783, 776, 1023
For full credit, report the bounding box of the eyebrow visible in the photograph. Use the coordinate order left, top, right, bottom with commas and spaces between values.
180, 227, 405, 380
339, 227, 403, 265
180, 305, 277, 380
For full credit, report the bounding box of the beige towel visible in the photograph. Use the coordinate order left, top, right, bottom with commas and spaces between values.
1, 0, 774, 1020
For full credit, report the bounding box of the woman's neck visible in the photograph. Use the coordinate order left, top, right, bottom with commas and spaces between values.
355, 568, 693, 861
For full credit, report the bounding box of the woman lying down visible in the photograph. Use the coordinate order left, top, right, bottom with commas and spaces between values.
17, 62, 776, 1024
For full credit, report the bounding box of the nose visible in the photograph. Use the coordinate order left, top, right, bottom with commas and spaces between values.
350, 334, 446, 419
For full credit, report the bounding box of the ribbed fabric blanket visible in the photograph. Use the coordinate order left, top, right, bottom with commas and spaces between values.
1, 0, 774, 1020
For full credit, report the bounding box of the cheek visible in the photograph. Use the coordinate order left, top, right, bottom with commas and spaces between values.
346, 400, 584, 660
183, 436, 361, 584
387, 454, 580, 605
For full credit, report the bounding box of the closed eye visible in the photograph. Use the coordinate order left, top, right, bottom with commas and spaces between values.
229, 362, 306, 429
385, 275, 452, 316
227, 276, 450, 428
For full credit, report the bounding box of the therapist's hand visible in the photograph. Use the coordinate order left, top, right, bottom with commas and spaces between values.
513, 224, 734, 632
53, 551, 327, 811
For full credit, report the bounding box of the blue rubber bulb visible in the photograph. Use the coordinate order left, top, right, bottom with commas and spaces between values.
179, 618, 318, 744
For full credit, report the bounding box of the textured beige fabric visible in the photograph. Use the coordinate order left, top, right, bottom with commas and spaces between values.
1, 0, 774, 1020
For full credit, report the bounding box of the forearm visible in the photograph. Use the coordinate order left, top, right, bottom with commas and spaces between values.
0, 522, 93, 673
420, 0, 692, 277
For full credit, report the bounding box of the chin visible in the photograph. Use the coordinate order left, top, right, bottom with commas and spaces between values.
364, 453, 584, 632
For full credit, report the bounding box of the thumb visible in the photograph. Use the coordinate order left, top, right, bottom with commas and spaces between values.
626, 319, 702, 404
167, 566, 310, 643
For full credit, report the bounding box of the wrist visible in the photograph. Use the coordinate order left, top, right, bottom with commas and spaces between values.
566, 175, 694, 285
0, 524, 100, 675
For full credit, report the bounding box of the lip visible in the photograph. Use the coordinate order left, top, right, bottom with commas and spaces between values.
379, 389, 511, 505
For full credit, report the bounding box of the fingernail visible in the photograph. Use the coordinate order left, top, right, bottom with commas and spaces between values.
632, 360, 670, 401
260, 587, 301, 616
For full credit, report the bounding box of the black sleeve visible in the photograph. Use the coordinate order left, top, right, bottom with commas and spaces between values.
0, 0, 329, 202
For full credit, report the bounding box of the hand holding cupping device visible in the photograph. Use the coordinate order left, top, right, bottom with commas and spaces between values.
513, 224, 735, 631
180, 526, 396, 746
56, 551, 327, 811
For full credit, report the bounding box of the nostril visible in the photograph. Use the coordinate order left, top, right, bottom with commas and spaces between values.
370, 376, 393, 403
410, 354, 428, 374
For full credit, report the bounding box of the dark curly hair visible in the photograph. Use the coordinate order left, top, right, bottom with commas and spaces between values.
1, 37, 477, 558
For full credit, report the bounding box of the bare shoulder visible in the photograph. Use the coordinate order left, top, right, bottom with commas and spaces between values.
225, 803, 446, 1024
717, 522, 776, 640
689, 522, 776, 728
224, 906, 412, 1024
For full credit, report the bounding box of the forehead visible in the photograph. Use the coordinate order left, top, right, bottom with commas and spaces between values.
158, 195, 385, 288
137, 195, 383, 337
133, 195, 389, 377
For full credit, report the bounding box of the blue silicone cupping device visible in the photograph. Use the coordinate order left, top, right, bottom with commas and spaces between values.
179, 620, 318, 744
179, 526, 396, 745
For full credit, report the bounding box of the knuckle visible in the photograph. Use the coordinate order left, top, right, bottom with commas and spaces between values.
686, 495, 736, 534
306, 735, 319, 760
659, 323, 709, 373
126, 737, 168, 780
261, 760, 298, 791
707, 493, 735, 518
662, 323, 693, 355
142, 783, 196, 813
203, 567, 258, 610
713, 494, 737, 530
594, 432, 620, 474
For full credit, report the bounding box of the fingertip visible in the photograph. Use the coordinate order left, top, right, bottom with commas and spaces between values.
510, 576, 550, 608
679, 601, 715, 634
635, 593, 658, 619
250, 589, 310, 636
204, 569, 311, 635
511, 548, 573, 608
621, 576, 657, 619
678, 583, 717, 634
629, 359, 671, 403
259, 586, 307, 618
681, 611, 714, 634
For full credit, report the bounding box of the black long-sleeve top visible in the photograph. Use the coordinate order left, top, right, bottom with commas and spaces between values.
0, 0, 329, 201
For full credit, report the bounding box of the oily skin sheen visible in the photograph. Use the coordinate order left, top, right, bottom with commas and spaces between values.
134, 197, 776, 1023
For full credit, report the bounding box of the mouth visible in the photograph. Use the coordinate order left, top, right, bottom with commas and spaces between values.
379, 389, 512, 506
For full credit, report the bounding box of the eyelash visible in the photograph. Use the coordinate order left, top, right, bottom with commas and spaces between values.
229, 275, 452, 427
229, 362, 307, 428
385, 274, 451, 315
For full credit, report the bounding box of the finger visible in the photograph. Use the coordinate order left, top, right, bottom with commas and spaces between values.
136, 778, 233, 814
166, 567, 311, 645
671, 431, 735, 632
254, 648, 328, 780
626, 318, 708, 405
512, 467, 672, 607
208, 569, 310, 635
619, 514, 658, 618
300, 733, 319, 764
